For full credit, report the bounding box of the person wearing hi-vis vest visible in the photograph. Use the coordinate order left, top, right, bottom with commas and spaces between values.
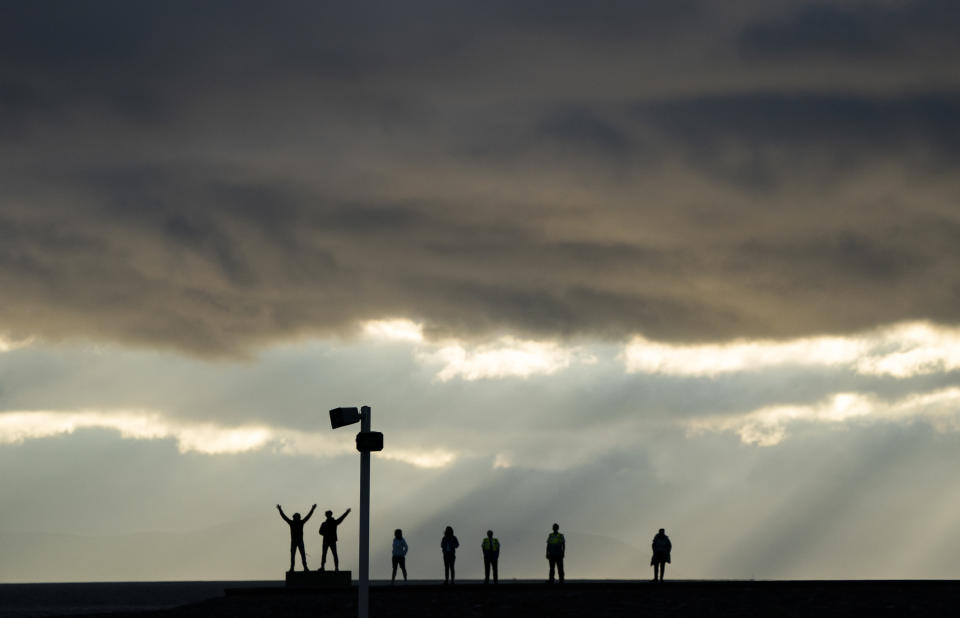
482, 530, 500, 584
545, 523, 565, 583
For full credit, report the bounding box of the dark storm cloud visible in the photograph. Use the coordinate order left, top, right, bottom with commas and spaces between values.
3, 1, 960, 354
740, 0, 960, 59
640, 94, 960, 172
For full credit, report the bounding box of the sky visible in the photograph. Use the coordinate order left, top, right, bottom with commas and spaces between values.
3, 0, 960, 582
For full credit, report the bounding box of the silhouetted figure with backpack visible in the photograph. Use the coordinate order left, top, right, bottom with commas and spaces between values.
318, 508, 351, 571
277, 503, 316, 572
546, 523, 565, 583
441, 526, 460, 584
392, 528, 408, 584
482, 530, 500, 584
651, 528, 672, 581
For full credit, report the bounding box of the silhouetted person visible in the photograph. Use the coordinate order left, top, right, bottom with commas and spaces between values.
546, 523, 565, 583
392, 528, 408, 584
651, 528, 672, 582
482, 530, 500, 584
319, 508, 351, 571
441, 526, 459, 584
277, 503, 316, 572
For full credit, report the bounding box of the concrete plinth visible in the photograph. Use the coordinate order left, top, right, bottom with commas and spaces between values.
285, 569, 352, 589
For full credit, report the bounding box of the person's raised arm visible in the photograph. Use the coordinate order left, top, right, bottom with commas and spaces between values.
336, 508, 351, 524
302, 504, 317, 523
277, 504, 291, 523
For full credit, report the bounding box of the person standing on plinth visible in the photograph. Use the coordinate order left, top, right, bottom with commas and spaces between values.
482, 530, 500, 584
277, 503, 316, 572
318, 507, 351, 571
546, 523, 565, 583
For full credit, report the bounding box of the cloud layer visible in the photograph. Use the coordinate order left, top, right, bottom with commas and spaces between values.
3, 2, 960, 354
625, 321, 960, 378
0, 408, 458, 468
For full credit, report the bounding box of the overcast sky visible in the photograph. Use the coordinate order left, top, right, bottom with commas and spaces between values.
3, 0, 960, 582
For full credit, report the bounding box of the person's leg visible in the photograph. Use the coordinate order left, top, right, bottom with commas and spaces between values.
392, 556, 398, 583
443, 553, 451, 582
492, 557, 498, 583
289, 542, 296, 572
321, 541, 329, 570
298, 541, 308, 570
450, 555, 456, 584
659, 562, 666, 581
331, 543, 339, 571
400, 557, 407, 581
548, 556, 556, 582
484, 556, 490, 583
557, 558, 564, 583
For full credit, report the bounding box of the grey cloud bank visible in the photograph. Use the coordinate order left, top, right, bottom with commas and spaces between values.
3, 1, 960, 353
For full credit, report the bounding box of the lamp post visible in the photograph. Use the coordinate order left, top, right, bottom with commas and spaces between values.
329, 405, 383, 618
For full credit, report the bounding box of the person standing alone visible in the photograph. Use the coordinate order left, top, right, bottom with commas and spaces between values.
546, 523, 565, 583
318, 508, 351, 571
392, 528, 408, 584
651, 528, 672, 582
482, 530, 500, 584
441, 526, 460, 584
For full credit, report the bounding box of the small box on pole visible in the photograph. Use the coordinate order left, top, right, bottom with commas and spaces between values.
329, 407, 361, 429
356, 431, 384, 452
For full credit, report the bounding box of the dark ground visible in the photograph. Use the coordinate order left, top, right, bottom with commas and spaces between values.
50, 580, 960, 618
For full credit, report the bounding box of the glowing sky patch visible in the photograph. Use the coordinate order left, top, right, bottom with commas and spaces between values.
625, 321, 960, 379
0, 410, 273, 454
425, 338, 591, 381
852, 323, 960, 378
380, 448, 456, 469
0, 336, 32, 353
0, 410, 456, 467
361, 319, 597, 381
362, 319, 425, 342
687, 387, 960, 446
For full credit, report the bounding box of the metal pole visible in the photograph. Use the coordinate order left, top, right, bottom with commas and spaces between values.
359, 406, 371, 618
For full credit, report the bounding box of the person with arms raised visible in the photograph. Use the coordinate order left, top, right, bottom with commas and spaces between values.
318, 507, 351, 571
277, 503, 316, 572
